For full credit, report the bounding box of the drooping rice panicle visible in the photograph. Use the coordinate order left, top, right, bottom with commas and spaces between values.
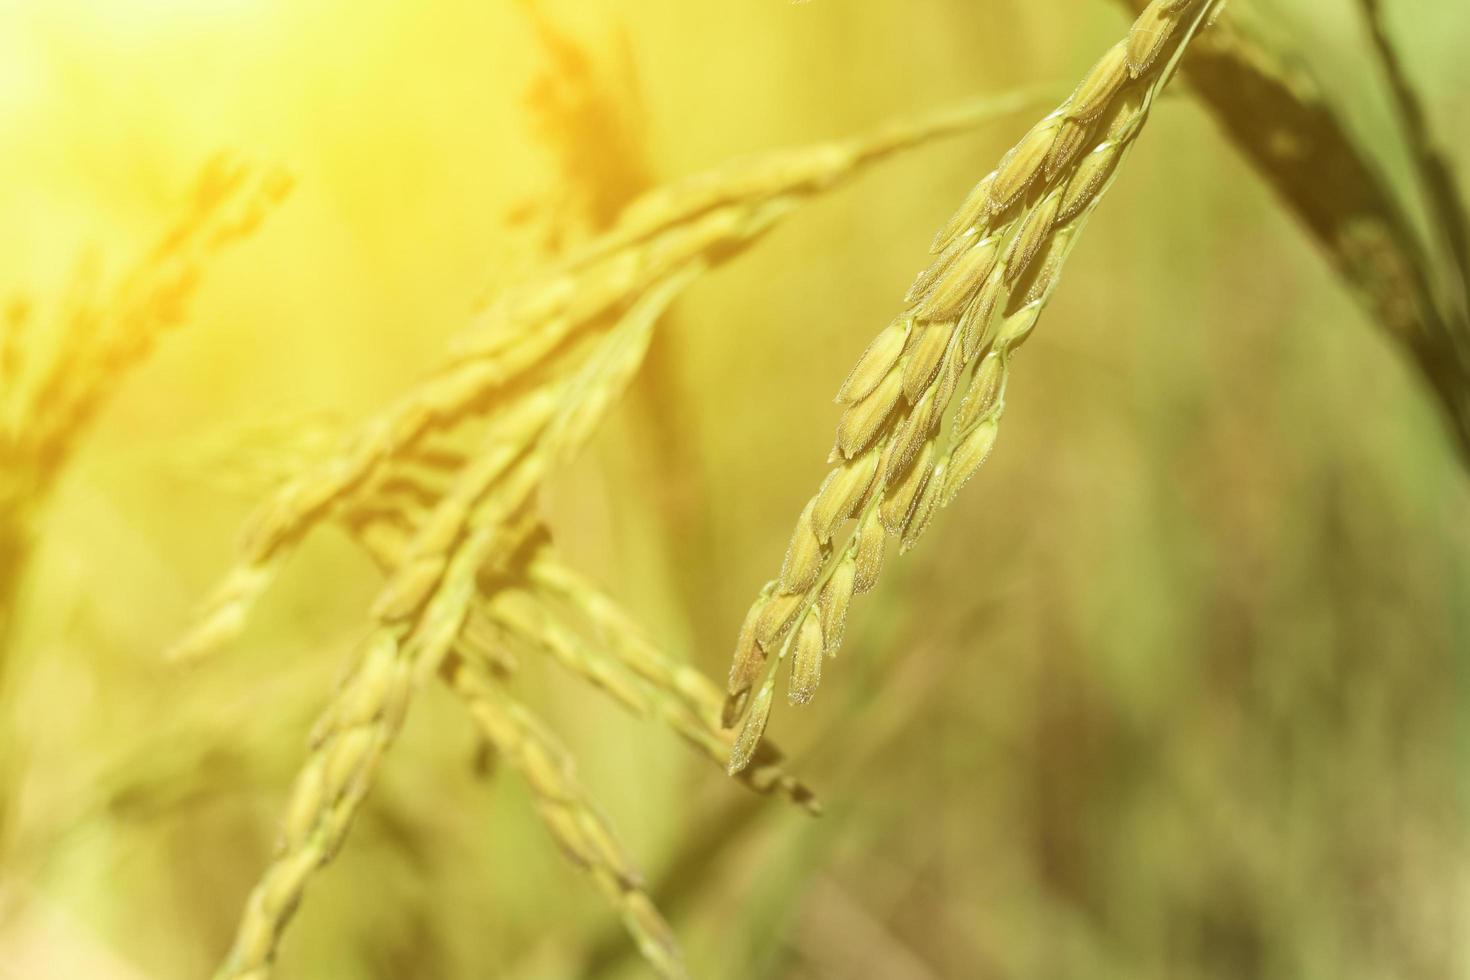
724, 0, 1226, 771
211, 270, 693, 979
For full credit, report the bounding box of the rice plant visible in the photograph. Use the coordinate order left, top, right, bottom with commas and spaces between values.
3, 1, 1468, 978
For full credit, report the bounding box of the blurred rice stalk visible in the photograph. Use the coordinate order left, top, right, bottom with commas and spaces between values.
0, 158, 289, 671
1119, 0, 1470, 459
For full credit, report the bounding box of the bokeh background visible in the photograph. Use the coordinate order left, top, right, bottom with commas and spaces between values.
2, 0, 1469, 977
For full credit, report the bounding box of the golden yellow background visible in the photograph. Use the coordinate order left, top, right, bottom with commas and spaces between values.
2, 1, 1468, 977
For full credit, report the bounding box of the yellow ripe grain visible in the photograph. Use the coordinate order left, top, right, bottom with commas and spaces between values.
835, 367, 905, 459
914, 237, 1001, 322
787, 614, 825, 705
728, 674, 776, 775
811, 451, 882, 542
836, 317, 911, 404
779, 499, 827, 594
930, 172, 996, 254
955, 351, 1007, 434
901, 322, 958, 402
942, 419, 1001, 507
853, 505, 887, 594
987, 117, 1060, 214
879, 440, 937, 535
885, 385, 941, 484
1068, 41, 1132, 122
899, 459, 946, 553
818, 557, 858, 657
753, 590, 806, 651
